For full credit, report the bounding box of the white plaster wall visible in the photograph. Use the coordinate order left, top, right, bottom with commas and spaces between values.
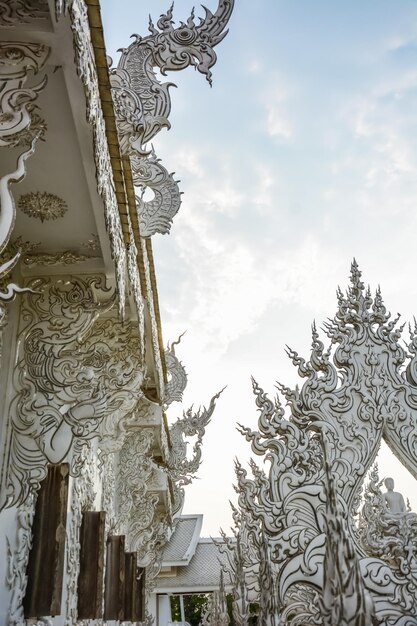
157, 594, 171, 626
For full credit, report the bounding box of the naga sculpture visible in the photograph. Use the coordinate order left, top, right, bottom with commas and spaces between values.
164, 331, 188, 407
110, 1, 234, 236
168, 387, 225, 515
234, 262, 417, 624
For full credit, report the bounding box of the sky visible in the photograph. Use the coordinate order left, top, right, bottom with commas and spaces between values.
101, 0, 417, 536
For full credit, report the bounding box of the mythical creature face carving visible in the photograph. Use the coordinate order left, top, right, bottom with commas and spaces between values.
3, 275, 145, 509
111, 1, 234, 155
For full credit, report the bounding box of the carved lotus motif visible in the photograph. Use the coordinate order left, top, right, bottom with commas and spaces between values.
18, 191, 68, 222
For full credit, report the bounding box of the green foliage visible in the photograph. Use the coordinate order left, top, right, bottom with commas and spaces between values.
169, 593, 210, 626
169, 592, 256, 626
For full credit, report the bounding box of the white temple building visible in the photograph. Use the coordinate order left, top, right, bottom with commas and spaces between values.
1, 2, 417, 626
0, 1, 234, 624
152, 515, 230, 626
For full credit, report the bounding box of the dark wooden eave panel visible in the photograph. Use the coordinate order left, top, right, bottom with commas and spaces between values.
77, 511, 106, 619
24, 464, 69, 617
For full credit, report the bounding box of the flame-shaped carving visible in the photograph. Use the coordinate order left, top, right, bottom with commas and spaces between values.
233, 262, 417, 623
168, 388, 224, 514
164, 331, 187, 406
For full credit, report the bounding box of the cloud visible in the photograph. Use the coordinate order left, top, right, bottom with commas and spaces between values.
247, 59, 262, 74
261, 78, 293, 140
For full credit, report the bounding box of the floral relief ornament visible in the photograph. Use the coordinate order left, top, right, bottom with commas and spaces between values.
18, 191, 68, 222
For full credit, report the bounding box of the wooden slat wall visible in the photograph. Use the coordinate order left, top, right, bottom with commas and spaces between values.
135, 567, 146, 621
104, 535, 125, 620
124, 552, 136, 621
77, 511, 106, 619
24, 464, 69, 617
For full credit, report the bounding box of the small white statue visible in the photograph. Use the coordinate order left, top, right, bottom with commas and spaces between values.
381, 477, 406, 515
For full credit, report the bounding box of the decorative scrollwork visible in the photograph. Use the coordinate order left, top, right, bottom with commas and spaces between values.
0, 138, 40, 303
320, 461, 374, 626
3, 274, 145, 510
116, 426, 160, 552
0, 42, 48, 146
200, 571, 229, 626
169, 388, 224, 515
111, 0, 234, 154
110, 0, 234, 236
65, 442, 96, 624
132, 151, 181, 237
64, 0, 128, 317
214, 505, 256, 626
233, 261, 417, 623
6, 494, 36, 625
22, 250, 98, 267
0, 1, 49, 26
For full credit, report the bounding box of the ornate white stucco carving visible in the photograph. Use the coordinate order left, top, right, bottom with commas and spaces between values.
116, 427, 160, 551
358, 464, 417, 582
60, 0, 128, 318
126, 221, 145, 361
22, 250, 99, 267
233, 262, 417, 624
138, 513, 171, 590
8, 236, 41, 256
0, 42, 48, 146
168, 389, 224, 515
100, 448, 117, 531
131, 151, 182, 237
200, 572, 229, 626
140, 237, 165, 400
65, 442, 96, 625
258, 530, 279, 626
0, 44, 46, 323
164, 331, 187, 407
320, 461, 374, 626
110, 0, 234, 236
215, 516, 251, 626
3, 274, 145, 510
6, 494, 35, 626
110, 0, 234, 153
0, 139, 39, 305
80, 233, 100, 253
18, 191, 68, 222
0, 1, 49, 26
